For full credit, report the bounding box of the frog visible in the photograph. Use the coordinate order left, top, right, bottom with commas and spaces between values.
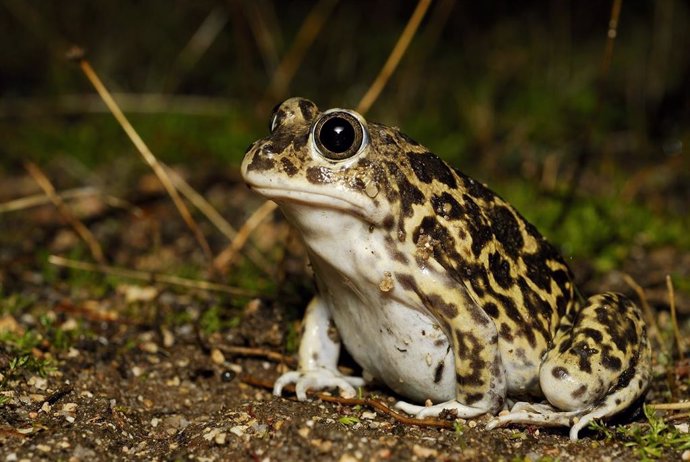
240, 97, 651, 441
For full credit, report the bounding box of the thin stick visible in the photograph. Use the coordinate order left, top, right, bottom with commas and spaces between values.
48, 255, 258, 297
72, 51, 212, 262
217, 345, 297, 366
601, 0, 623, 76
163, 164, 274, 276
667, 275, 684, 361
356, 0, 433, 115
164, 6, 229, 93
25, 163, 105, 264
623, 273, 664, 352
0, 187, 97, 213
214, 200, 277, 272
241, 374, 455, 429
261, 0, 339, 107
0, 94, 236, 118
647, 401, 690, 411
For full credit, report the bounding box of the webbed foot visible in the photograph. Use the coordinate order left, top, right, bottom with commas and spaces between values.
274, 368, 365, 401
485, 401, 587, 440
395, 399, 488, 419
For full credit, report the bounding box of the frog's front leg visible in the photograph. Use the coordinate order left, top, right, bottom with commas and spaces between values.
274, 295, 365, 400
486, 292, 652, 440
396, 293, 507, 419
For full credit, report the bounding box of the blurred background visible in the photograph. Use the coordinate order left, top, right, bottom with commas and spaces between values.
1, 0, 689, 299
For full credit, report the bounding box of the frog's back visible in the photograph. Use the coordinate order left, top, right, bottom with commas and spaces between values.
365, 121, 576, 365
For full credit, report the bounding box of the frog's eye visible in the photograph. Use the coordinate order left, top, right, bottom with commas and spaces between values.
313, 112, 365, 160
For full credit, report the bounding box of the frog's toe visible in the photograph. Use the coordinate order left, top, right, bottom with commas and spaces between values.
394, 400, 428, 417
395, 399, 489, 419
273, 369, 363, 401
485, 408, 583, 435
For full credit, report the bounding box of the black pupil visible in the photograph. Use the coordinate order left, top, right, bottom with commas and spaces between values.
319, 117, 355, 153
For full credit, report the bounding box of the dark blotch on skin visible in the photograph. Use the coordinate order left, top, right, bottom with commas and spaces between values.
484, 302, 500, 319
267, 132, 293, 153
434, 361, 445, 384
298, 99, 316, 121
581, 327, 604, 343
601, 352, 623, 371
280, 157, 298, 176
499, 323, 513, 341
306, 166, 332, 184
489, 205, 524, 260
489, 252, 512, 289
552, 366, 569, 380
386, 161, 425, 220
571, 341, 597, 373
406, 151, 457, 188
247, 153, 275, 172
396, 273, 418, 293
462, 195, 493, 257
292, 132, 308, 151
430, 192, 464, 220
571, 384, 587, 399
464, 393, 484, 405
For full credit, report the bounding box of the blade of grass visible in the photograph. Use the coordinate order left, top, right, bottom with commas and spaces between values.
48, 255, 259, 297
163, 164, 274, 277
259, 0, 339, 112
24, 163, 105, 264
356, 0, 433, 115
667, 275, 684, 361
0, 187, 97, 213
70, 49, 213, 262
214, 200, 277, 272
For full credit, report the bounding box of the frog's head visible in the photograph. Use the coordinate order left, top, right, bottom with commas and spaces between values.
242, 97, 453, 231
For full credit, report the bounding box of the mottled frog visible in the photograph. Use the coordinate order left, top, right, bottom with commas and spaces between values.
240, 98, 651, 440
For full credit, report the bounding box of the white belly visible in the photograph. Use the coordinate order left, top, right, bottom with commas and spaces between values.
312, 255, 457, 403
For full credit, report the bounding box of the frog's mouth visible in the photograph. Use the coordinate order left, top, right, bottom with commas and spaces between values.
250, 185, 369, 217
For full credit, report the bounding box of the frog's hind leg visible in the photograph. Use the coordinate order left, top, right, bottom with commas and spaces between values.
486, 292, 652, 440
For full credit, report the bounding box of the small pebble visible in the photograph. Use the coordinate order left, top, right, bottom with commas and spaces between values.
211, 348, 226, 365
412, 444, 438, 458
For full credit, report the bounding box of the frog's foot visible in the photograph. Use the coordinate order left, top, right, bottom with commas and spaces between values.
485, 402, 589, 440
273, 368, 366, 401
395, 399, 488, 420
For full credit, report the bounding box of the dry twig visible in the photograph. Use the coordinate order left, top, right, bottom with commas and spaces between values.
48, 255, 258, 297
647, 401, 690, 411
240, 375, 455, 429
71, 51, 213, 262
214, 200, 278, 272
0, 187, 96, 214
216, 345, 297, 367
260, 0, 339, 110
666, 275, 684, 361
356, 0, 433, 115
24, 163, 105, 264
163, 164, 274, 276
